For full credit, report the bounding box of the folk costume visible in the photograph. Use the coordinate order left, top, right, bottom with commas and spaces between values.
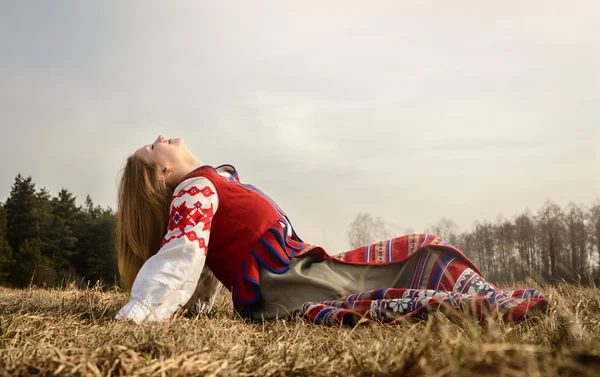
116, 165, 550, 325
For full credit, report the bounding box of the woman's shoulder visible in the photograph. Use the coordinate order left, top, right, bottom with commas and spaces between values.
182, 164, 239, 181
169, 175, 220, 212
172, 175, 218, 200
173, 164, 241, 199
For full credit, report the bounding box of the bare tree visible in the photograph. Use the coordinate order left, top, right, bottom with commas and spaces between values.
454, 231, 479, 267
347, 201, 600, 284
564, 203, 588, 278
537, 201, 566, 280
426, 217, 459, 241
470, 221, 496, 279
514, 211, 538, 278
347, 212, 395, 249
588, 202, 600, 275
495, 215, 516, 282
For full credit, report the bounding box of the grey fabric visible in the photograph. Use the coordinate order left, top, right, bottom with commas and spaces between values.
252, 251, 429, 320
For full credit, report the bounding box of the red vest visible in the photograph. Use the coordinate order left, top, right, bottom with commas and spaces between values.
183, 165, 308, 314
184, 165, 482, 315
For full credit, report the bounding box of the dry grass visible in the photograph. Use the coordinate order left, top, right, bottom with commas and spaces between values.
1, 282, 599, 377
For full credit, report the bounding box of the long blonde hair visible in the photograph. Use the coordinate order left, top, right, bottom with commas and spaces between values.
117, 154, 223, 310
117, 155, 173, 291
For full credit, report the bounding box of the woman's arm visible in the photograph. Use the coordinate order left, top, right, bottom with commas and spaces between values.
184, 266, 223, 315
115, 176, 219, 324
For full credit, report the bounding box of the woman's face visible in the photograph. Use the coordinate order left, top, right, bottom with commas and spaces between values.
134, 135, 187, 182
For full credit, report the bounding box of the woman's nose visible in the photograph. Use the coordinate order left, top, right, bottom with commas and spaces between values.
156, 135, 164, 143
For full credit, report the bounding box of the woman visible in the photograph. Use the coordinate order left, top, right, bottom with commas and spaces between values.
116, 135, 549, 325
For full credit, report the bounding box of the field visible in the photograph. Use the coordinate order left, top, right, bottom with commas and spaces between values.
1, 282, 599, 377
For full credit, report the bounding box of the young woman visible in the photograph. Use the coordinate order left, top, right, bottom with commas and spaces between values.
115, 135, 549, 325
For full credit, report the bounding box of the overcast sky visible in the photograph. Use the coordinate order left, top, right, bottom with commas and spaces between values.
1, 1, 598, 253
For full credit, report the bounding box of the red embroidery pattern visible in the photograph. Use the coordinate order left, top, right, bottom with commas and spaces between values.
172, 185, 215, 200
168, 202, 214, 234
200, 186, 215, 197
161, 185, 216, 251
160, 231, 208, 255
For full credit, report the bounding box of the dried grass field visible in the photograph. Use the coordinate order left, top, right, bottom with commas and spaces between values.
1, 282, 599, 377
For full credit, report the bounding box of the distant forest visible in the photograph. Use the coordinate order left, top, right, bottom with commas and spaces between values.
0, 175, 117, 287
348, 199, 600, 284
1, 174, 599, 288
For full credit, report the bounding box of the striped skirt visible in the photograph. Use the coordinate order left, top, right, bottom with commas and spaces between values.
252, 239, 551, 326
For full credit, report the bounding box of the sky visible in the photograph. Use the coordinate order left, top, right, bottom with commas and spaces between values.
1, 1, 598, 253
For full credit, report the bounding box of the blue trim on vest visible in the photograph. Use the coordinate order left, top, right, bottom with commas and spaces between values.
257, 239, 293, 266
215, 164, 238, 179
241, 261, 260, 285
233, 222, 307, 316
282, 222, 305, 251
242, 182, 289, 221
233, 274, 261, 306
181, 164, 217, 181
267, 227, 297, 258
285, 215, 304, 243
250, 249, 290, 273
286, 240, 304, 252
215, 165, 304, 241
187, 163, 305, 245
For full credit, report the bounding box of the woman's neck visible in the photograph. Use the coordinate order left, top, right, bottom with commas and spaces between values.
172, 157, 204, 187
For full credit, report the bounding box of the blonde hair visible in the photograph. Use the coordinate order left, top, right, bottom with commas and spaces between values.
117, 155, 173, 291
117, 154, 223, 310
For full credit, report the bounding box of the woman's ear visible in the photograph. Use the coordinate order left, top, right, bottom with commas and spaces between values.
158, 167, 172, 182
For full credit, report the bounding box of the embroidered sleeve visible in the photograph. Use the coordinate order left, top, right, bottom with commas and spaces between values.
115, 176, 219, 324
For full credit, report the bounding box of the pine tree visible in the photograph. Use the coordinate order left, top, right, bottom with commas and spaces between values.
74, 196, 118, 285
99, 208, 118, 284
46, 188, 79, 281
4, 175, 38, 286
32, 188, 61, 285
12, 239, 42, 287
84, 209, 118, 284
0, 204, 15, 284
4, 175, 37, 254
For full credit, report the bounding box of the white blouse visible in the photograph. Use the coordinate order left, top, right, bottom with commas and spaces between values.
115, 175, 222, 324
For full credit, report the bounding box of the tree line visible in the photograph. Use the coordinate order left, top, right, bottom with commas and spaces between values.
0, 175, 117, 287
1, 173, 598, 288
348, 200, 600, 284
